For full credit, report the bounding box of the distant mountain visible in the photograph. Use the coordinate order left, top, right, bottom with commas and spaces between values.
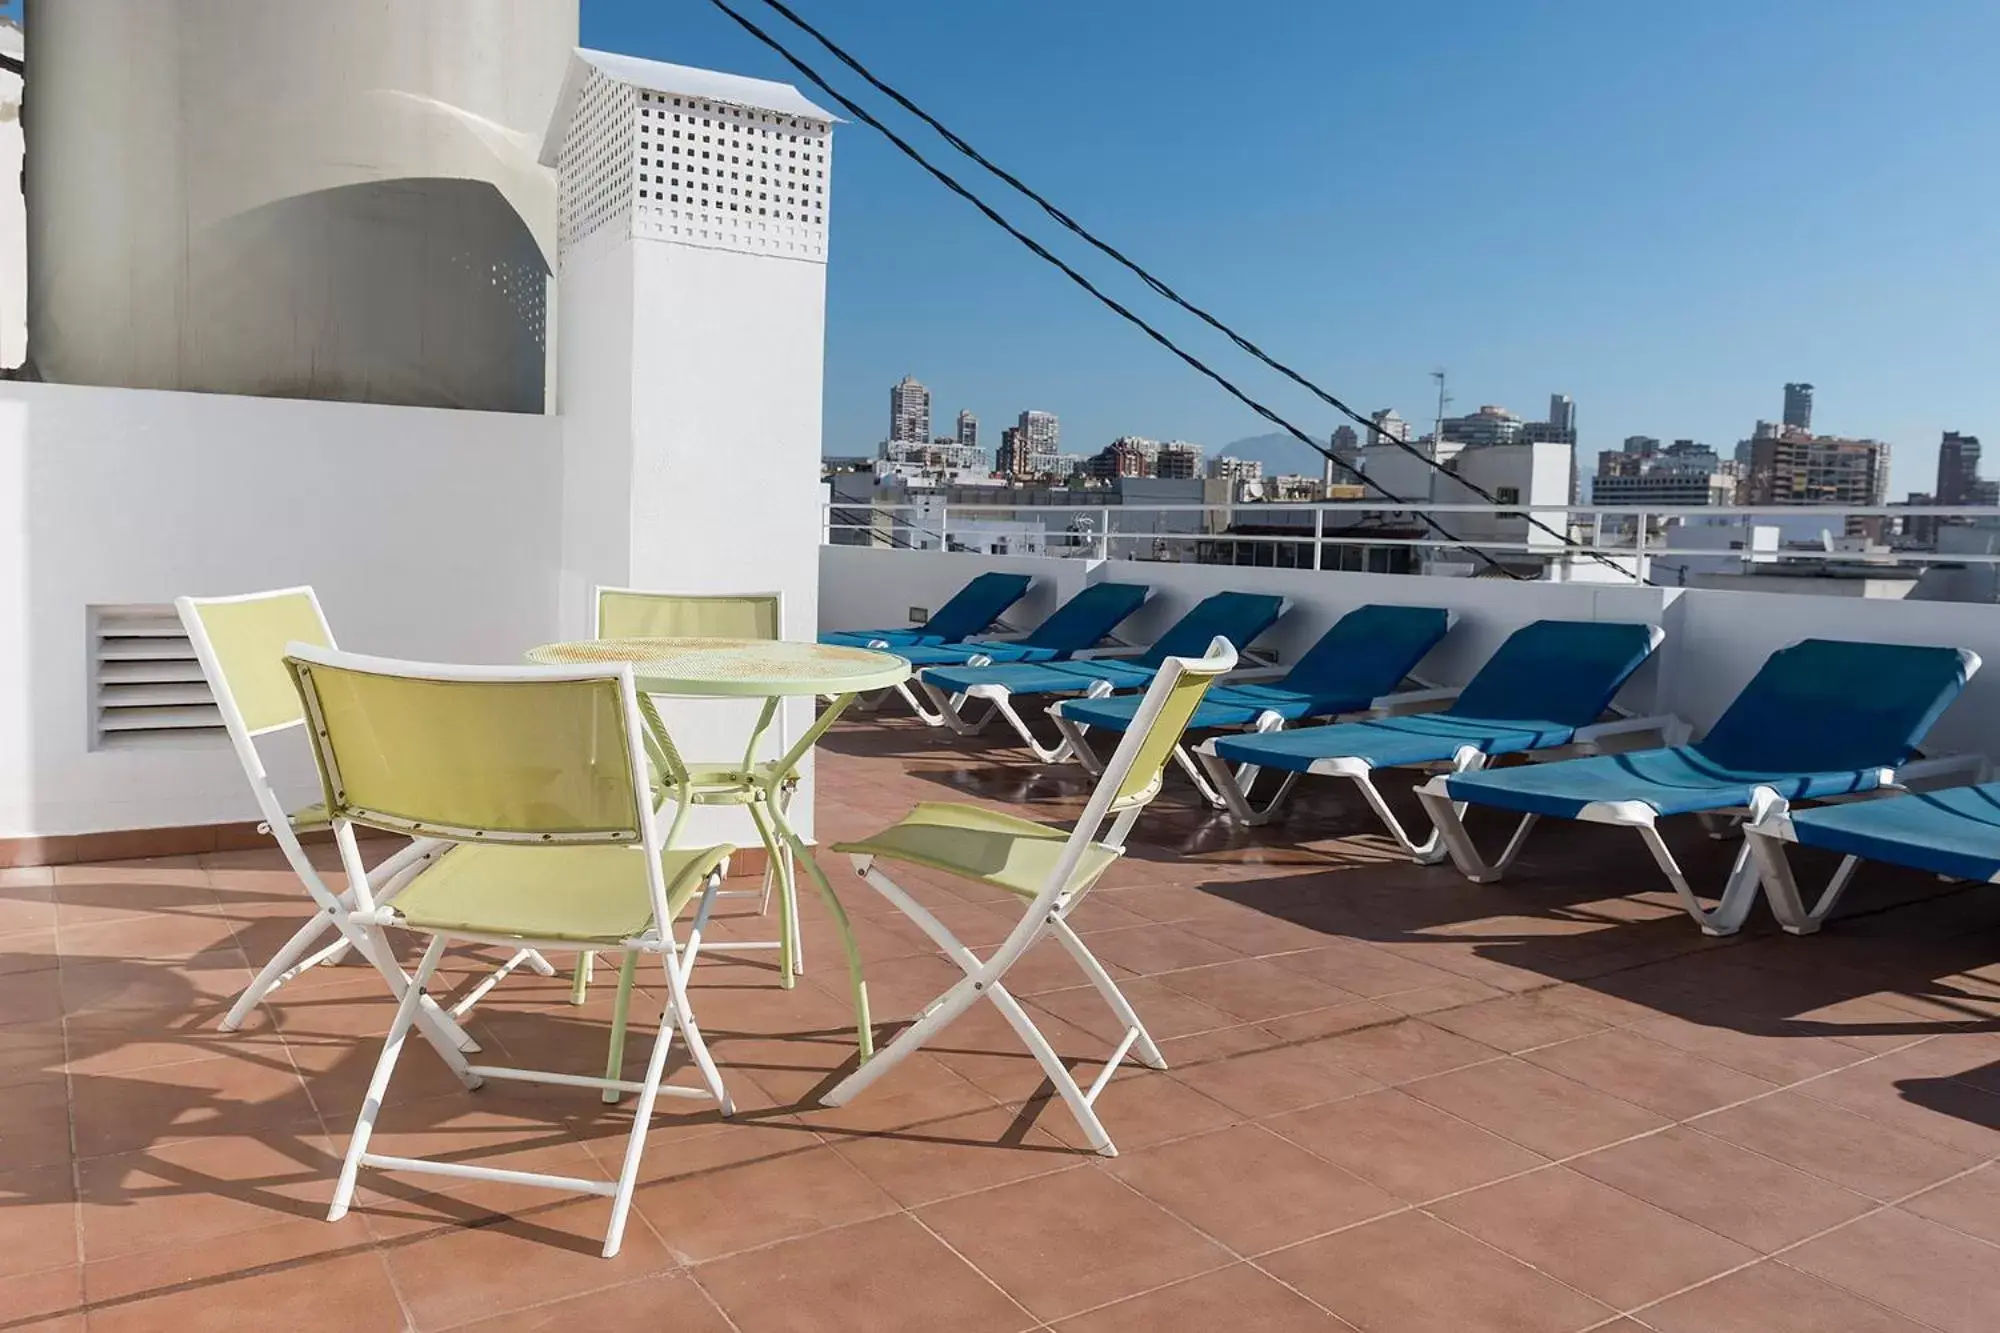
1214, 430, 1332, 477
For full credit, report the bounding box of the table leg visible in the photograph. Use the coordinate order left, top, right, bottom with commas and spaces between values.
746, 801, 796, 987
761, 692, 874, 1062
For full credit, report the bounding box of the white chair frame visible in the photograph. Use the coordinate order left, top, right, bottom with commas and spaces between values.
178, 589, 552, 1055
821, 638, 1239, 1156
587, 585, 802, 984
295, 645, 733, 1259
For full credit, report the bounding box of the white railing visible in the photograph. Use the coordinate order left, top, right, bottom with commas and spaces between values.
821, 498, 2000, 580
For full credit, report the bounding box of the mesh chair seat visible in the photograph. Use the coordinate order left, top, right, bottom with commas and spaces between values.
832, 801, 1124, 899
389, 843, 733, 944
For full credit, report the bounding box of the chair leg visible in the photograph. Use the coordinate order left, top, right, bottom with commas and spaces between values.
329, 935, 461, 1223
601, 977, 680, 1260
1638, 825, 1763, 936
221, 909, 343, 1030
571, 951, 594, 1006
1749, 833, 1862, 936
1048, 916, 1164, 1069
825, 863, 1131, 1154
600, 952, 640, 1106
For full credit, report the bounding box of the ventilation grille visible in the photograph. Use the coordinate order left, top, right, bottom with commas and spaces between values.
89, 605, 224, 750
631, 89, 831, 262
557, 66, 638, 261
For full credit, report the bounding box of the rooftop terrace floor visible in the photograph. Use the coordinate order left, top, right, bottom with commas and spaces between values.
5, 715, 2000, 1330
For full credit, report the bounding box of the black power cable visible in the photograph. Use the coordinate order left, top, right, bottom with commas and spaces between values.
704, 0, 1524, 578
738, 0, 1647, 585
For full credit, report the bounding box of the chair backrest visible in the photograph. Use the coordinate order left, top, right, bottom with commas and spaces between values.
917, 571, 1034, 642
285, 645, 651, 846
1138, 591, 1287, 667
1284, 604, 1452, 699
1448, 619, 1660, 726
595, 588, 782, 641
178, 588, 336, 739
1020, 581, 1150, 653
1695, 638, 1979, 774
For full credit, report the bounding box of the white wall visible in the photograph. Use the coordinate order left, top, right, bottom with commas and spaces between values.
0, 382, 564, 836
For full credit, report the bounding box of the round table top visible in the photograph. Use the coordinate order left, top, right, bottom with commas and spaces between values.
526, 636, 911, 698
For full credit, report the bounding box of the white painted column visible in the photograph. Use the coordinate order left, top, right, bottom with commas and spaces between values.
547, 52, 835, 841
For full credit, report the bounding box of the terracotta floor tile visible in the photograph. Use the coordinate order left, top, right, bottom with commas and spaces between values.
1150, 958, 1356, 1024
629, 1143, 897, 1265
1170, 1034, 1381, 1117
67, 1054, 320, 1159
828, 1104, 1081, 1207
1263, 941, 1467, 999
1075, 922, 1247, 976
1035, 1067, 1237, 1155
1624, 1012, 1867, 1085
0, 1265, 84, 1330
1784, 1207, 2000, 1333
383, 1190, 677, 1330
1901, 1161, 2000, 1245
452, 1271, 734, 1332
697, 1213, 1033, 1333
1431, 1166, 1756, 1308
1404, 1057, 1668, 1158
1264, 1089, 1546, 1203
1309, 1017, 1500, 1085
918, 1166, 1231, 1322
1029, 977, 1236, 1045
1521, 1028, 1778, 1119
89, 1251, 404, 1333
0, 1079, 78, 1170
1422, 990, 1615, 1053
1641, 1259, 1934, 1333
1261, 1210, 1613, 1333
1692, 1090, 1984, 1201
1792, 1045, 2000, 1157
1107, 1123, 1401, 1255
76, 1132, 336, 1262
1571, 1125, 1873, 1252
0, 1163, 80, 1278
1052, 1263, 1352, 1331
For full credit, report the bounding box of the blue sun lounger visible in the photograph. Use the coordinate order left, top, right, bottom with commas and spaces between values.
1745, 775, 1997, 935
1416, 638, 1981, 936
821, 571, 1032, 649
1192, 620, 1669, 853
1050, 604, 1453, 804
858, 582, 1152, 725
918, 590, 1288, 762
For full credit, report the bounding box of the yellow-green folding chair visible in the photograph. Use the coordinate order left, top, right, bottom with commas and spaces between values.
291, 643, 736, 1258
821, 636, 1238, 1155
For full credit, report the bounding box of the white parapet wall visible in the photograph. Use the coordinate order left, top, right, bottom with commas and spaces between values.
0, 382, 565, 838
820, 545, 2000, 764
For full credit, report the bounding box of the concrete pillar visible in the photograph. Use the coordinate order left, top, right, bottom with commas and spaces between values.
544, 50, 835, 841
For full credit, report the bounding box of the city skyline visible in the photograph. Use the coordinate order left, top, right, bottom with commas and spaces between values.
587, 0, 2000, 498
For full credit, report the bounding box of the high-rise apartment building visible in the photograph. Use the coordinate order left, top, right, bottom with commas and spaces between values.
1209, 455, 1263, 485
889, 375, 931, 443
1086, 437, 1150, 479
1548, 394, 1576, 439
1592, 439, 1733, 508
1782, 382, 1814, 433
1742, 433, 1888, 508
1155, 440, 1203, 480
1018, 409, 1059, 454
1441, 405, 1525, 449
996, 425, 1029, 477
1369, 409, 1410, 447
1937, 431, 1986, 506
956, 409, 978, 451
1331, 425, 1360, 454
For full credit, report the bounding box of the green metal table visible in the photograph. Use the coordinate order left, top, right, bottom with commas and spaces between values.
526, 636, 909, 1060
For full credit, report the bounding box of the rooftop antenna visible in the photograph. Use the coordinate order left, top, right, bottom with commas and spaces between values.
1430, 368, 1451, 459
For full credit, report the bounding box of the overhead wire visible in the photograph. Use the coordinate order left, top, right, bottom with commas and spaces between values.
740, 0, 1647, 585
705, 0, 1525, 578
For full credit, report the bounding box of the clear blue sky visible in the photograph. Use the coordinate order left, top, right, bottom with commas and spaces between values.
584, 0, 2000, 493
